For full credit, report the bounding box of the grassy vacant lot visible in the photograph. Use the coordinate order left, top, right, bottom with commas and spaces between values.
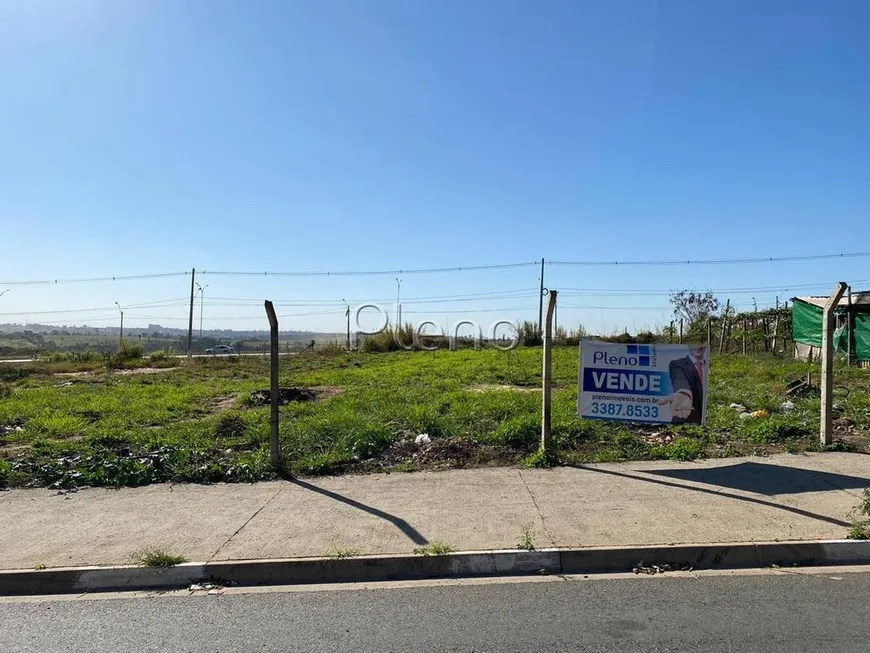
0, 348, 868, 488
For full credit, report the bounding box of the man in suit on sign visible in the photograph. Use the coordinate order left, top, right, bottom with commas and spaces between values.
658, 346, 706, 424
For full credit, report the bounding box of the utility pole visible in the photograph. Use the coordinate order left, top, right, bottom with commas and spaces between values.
821, 282, 848, 446
343, 299, 350, 350
196, 282, 209, 340
187, 268, 196, 358
114, 302, 124, 344
537, 258, 545, 335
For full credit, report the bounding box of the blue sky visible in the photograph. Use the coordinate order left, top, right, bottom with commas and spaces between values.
1, 0, 868, 335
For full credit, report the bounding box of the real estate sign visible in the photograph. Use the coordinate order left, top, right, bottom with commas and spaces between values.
577, 341, 709, 425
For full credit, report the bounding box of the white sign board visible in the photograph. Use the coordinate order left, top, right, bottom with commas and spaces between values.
577, 341, 709, 425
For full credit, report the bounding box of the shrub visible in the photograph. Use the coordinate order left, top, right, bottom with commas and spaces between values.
317, 341, 347, 356
517, 321, 541, 347
149, 347, 175, 362
117, 340, 144, 360
360, 325, 416, 353
37, 350, 102, 364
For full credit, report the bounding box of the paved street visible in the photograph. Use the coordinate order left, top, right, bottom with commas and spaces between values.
2, 570, 870, 652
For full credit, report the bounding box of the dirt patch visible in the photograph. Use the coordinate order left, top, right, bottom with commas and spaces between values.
311, 386, 343, 400
355, 437, 521, 473
466, 384, 539, 394
210, 395, 238, 413
0, 442, 29, 455
247, 386, 342, 407
832, 417, 870, 452
113, 367, 179, 376
55, 367, 178, 378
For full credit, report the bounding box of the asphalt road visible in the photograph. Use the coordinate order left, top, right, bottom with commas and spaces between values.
2, 571, 870, 652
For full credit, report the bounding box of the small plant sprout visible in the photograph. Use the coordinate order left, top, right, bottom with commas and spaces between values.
847, 489, 870, 540
413, 541, 455, 556
517, 523, 537, 551
135, 548, 187, 567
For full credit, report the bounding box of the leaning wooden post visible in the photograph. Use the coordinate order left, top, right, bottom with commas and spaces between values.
264, 300, 282, 468
707, 317, 712, 348
719, 299, 730, 354
821, 282, 848, 446
848, 286, 853, 367
541, 290, 558, 456
742, 318, 747, 355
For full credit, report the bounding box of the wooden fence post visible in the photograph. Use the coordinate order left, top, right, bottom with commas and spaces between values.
264, 301, 282, 468
821, 283, 848, 446
742, 318, 747, 355
719, 300, 730, 354
541, 290, 558, 458
772, 317, 779, 354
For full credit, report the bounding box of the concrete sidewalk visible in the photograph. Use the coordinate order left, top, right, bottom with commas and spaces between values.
2, 453, 869, 571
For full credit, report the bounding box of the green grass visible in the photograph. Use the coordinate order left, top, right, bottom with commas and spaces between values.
135, 548, 187, 567
0, 349, 867, 488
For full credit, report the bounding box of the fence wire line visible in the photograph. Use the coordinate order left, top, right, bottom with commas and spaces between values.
4, 250, 868, 285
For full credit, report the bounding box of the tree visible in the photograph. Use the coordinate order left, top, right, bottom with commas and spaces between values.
669, 290, 720, 325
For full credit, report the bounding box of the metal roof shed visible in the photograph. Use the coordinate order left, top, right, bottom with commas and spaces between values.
792, 292, 870, 362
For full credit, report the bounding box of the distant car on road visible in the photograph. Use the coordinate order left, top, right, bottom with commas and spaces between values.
206, 345, 235, 355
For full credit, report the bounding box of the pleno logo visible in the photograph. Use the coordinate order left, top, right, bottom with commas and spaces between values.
353, 303, 520, 351
626, 345, 651, 367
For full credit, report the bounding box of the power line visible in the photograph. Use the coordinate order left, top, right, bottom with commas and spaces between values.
0, 298, 188, 317
0, 272, 189, 286
559, 278, 870, 298
206, 289, 539, 307
200, 262, 538, 278
549, 252, 870, 267
1, 250, 868, 287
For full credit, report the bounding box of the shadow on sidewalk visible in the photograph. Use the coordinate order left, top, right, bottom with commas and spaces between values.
643, 461, 870, 496
290, 478, 429, 546
574, 465, 853, 528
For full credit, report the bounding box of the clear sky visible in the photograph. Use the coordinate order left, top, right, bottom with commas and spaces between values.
1, 0, 869, 336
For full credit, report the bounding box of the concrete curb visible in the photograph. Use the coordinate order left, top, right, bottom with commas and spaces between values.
2, 540, 870, 596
